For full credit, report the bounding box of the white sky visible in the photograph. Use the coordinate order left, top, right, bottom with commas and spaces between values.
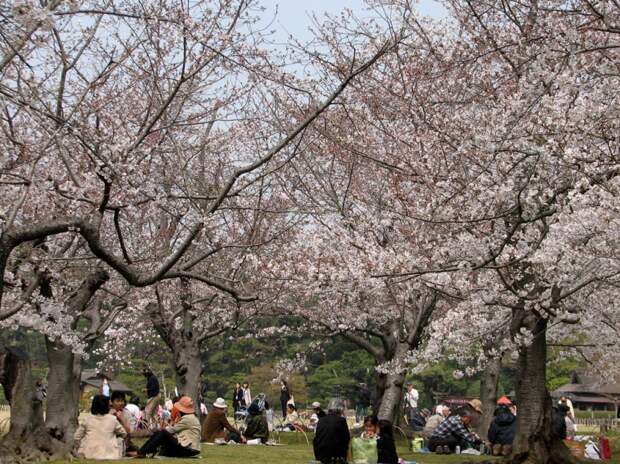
257, 0, 447, 43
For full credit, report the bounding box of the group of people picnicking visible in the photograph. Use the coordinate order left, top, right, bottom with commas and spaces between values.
403, 384, 578, 457
71, 370, 581, 461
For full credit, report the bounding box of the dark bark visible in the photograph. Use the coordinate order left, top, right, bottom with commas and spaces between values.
44, 269, 109, 448
510, 315, 578, 464
172, 341, 203, 421
478, 355, 502, 440
0, 347, 64, 463
377, 370, 406, 423
44, 339, 82, 447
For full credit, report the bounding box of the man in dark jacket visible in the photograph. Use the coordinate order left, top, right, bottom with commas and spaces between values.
487, 405, 517, 456
143, 368, 160, 429
313, 398, 350, 464
551, 405, 568, 440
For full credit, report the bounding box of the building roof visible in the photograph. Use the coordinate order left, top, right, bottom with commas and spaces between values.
80, 370, 132, 393
554, 382, 620, 396
569, 395, 617, 405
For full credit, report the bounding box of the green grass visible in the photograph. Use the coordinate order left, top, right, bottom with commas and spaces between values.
41, 428, 620, 464
51, 435, 496, 464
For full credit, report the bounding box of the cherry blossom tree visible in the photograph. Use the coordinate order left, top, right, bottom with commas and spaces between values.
0, 0, 399, 460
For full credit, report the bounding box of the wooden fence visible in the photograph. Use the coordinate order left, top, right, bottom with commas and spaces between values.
575, 417, 620, 431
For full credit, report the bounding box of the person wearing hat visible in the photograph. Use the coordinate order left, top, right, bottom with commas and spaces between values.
487, 398, 516, 456
201, 398, 245, 443
128, 396, 201, 458
428, 404, 482, 454
244, 403, 269, 443
308, 402, 325, 431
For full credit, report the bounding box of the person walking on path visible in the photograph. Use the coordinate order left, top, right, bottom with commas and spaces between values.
143, 368, 160, 429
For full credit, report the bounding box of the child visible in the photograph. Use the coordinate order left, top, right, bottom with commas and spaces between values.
377, 420, 398, 464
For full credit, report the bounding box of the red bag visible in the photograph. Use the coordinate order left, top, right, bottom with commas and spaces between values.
599, 436, 612, 460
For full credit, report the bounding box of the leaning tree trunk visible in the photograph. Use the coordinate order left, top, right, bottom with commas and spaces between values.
44, 338, 82, 449
377, 370, 406, 424
478, 355, 501, 440
377, 342, 409, 424
0, 347, 64, 463
173, 340, 203, 422
512, 315, 577, 464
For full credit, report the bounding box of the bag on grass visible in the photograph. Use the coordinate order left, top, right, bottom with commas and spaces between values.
599, 436, 612, 460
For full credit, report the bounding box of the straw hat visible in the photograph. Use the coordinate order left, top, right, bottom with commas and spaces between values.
213, 397, 227, 409
312, 401, 321, 408
174, 396, 195, 414
468, 399, 483, 414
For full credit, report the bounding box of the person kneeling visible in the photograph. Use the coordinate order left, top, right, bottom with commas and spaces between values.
128, 396, 201, 458
244, 403, 269, 443
428, 404, 481, 454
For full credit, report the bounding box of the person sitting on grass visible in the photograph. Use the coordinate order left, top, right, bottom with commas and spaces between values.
428, 404, 482, 454
313, 398, 351, 464
127, 396, 201, 458
377, 420, 399, 464
244, 403, 269, 443
487, 400, 516, 456
349, 415, 378, 464
201, 397, 246, 443
278, 403, 302, 431
74, 395, 127, 460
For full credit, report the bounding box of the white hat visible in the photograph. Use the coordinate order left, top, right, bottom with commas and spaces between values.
213, 397, 227, 409
312, 401, 321, 408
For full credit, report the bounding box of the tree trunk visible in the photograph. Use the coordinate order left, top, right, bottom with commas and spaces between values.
377, 370, 406, 424
478, 355, 501, 440
44, 338, 82, 448
511, 316, 577, 464
173, 341, 203, 421
0, 346, 64, 463
376, 342, 409, 424
373, 372, 387, 414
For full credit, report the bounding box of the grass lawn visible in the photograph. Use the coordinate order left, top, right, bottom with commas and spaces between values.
52, 435, 496, 464
39, 425, 620, 463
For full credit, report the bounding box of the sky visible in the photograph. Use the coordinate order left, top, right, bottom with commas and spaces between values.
257, 0, 447, 43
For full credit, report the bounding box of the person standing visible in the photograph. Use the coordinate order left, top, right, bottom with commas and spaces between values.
242, 381, 252, 408
403, 382, 419, 425
279, 379, 291, 418
102, 378, 111, 398
313, 398, 350, 464
143, 368, 160, 429
232, 383, 243, 412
